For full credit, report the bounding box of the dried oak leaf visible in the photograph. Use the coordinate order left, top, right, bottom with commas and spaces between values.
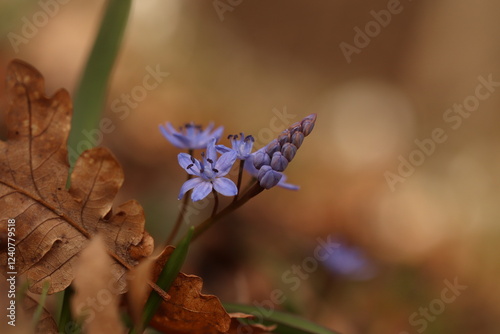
145, 246, 232, 333
0, 276, 57, 334
24, 295, 59, 334
0, 59, 153, 294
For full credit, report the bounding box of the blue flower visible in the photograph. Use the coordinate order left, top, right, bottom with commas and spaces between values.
177, 138, 238, 201
216, 133, 255, 160
159, 121, 224, 150
322, 240, 377, 281
245, 149, 299, 190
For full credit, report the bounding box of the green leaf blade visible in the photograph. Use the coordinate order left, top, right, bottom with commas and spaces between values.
223, 303, 341, 334
68, 0, 132, 168
139, 227, 195, 331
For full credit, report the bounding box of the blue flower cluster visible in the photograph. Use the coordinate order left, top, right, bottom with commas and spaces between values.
159, 115, 316, 201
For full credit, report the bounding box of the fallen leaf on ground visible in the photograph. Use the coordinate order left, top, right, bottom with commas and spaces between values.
0, 60, 153, 294
134, 246, 233, 333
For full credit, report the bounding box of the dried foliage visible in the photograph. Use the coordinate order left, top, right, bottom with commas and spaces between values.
0, 60, 254, 333
0, 60, 154, 295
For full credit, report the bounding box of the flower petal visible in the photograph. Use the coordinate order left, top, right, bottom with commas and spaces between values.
191, 181, 213, 201
178, 177, 204, 199
216, 144, 233, 154
213, 177, 238, 197
277, 174, 300, 190
214, 151, 237, 176
201, 122, 215, 136
211, 125, 224, 141
173, 133, 193, 148
206, 138, 218, 162
244, 157, 259, 177
178, 153, 201, 176
166, 122, 178, 134
159, 124, 185, 148
240, 138, 254, 158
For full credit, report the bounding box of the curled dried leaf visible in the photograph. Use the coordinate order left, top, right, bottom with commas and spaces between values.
139, 246, 232, 333
0, 60, 153, 294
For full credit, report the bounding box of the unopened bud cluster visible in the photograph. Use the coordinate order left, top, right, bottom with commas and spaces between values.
254, 114, 317, 189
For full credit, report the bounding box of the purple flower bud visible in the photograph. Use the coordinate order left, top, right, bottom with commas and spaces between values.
265, 139, 281, 156
291, 131, 304, 148
270, 151, 288, 172
277, 130, 291, 146
258, 165, 283, 189
289, 122, 302, 135
301, 113, 317, 136
253, 150, 271, 169
281, 143, 297, 162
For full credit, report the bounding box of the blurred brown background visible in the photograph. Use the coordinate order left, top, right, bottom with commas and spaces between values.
1, 0, 500, 333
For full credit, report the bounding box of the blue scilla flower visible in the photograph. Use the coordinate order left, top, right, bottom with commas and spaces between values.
159, 121, 224, 150
322, 240, 376, 281
245, 149, 299, 190
177, 138, 238, 201
216, 133, 255, 160
249, 114, 316, 189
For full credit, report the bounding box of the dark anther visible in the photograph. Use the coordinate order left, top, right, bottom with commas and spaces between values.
245, 135, 255, 142
190, 156, 196, 163
212, 168, 219, 173
228, 134, 233, 140
207, 158, 214, 163
187, 164, 194, 169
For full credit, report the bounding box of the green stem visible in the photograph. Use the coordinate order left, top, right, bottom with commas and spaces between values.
131, 227, 194, 333
58, 285, 75, 333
